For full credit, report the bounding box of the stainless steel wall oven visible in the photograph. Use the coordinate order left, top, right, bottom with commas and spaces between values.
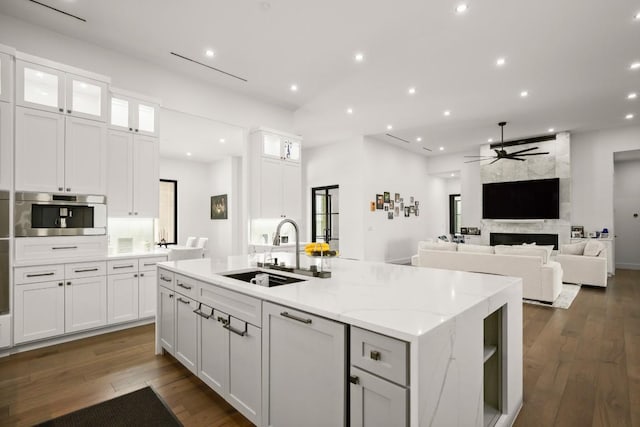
14, 192, 106, 237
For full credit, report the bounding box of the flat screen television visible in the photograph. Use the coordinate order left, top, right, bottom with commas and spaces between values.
482, 178, 560, 219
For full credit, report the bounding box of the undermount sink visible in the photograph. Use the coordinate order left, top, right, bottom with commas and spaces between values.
221, 270, 305, 287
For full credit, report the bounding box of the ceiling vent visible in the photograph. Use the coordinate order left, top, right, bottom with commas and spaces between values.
27, 0, 86, 22
170, 52, 248, 82
385, 133, 411, 144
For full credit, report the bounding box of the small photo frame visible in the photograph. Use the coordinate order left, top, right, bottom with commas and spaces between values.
400, 202, 404, 210
394, 207, 399, 216
414, 201, 419, 208
210, 194, 228, 220
384, 192, 391, 203
571, 225, 584, 238
415, 209, 419, 216
460, 227, 468, 234
389, 200, 394, 209
376, 194, 384, 209
384, 205, 389, 211
394, 193, 400, 202
370, 201, 376, 212
468, 227, 480, 235
571, 231, 581, 238
387, 212, 393, 220
404, 207, 410, 217
410, 196, 414, 203
409, 206, 415, 214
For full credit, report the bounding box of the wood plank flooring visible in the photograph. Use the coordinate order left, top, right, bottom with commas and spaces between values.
0, 269, 638, 426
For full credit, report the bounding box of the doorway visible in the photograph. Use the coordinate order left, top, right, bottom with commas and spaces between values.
613, 150, 640, 270
311, 186, 339, 250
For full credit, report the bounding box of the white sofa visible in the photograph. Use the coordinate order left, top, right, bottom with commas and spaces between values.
552, 241, 607, 287
415, 242, 562, 303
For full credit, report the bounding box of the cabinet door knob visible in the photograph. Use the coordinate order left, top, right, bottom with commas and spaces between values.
134, 212, 138, 215
128, 212, 132, 215
59, 108, 64, 112
349, 375, 360, 385
58, 187, 63, 191
58, 282, 63, 287
134, 273, 138, 278
129, 127, 133, 131
140, 273, 144, 277
370, 350, 381, 361
169, 294, 174, 298
66, 188, 71, 192
66, 281, 71, 286
135, 129, 139, 132
67, 109, 71, 114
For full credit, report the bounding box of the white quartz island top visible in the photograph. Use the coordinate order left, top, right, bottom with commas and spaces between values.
158, 254, 521, 342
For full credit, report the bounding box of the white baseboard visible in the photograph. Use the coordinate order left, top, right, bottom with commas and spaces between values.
615, 263, 640, 270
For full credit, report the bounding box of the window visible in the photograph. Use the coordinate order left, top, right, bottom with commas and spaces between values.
449, 194, 461, 234
157, 179, 177, 244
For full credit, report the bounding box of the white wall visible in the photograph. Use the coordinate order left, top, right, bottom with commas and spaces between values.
571, 125, 640, 235
0, 13, 293, 131
303, 136, 365, 260
613, 158, 640, 269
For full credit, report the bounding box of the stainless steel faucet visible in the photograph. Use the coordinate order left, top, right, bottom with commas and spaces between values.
272, 218, 300, 270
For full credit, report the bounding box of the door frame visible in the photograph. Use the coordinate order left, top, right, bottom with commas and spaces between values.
311, 185, 339, 243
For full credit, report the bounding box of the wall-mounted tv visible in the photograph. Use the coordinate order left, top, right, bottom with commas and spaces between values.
482, 178, 560, 220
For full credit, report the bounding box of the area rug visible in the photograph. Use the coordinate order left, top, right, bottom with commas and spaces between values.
36, 386, 182, 427
523, 283, 581, 309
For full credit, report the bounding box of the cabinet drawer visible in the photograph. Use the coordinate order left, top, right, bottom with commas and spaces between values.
175, 274, 199, 298
138, 256, 167, 272
14, 264, 65, 285
65, 261, 107, 279
107, 259, 138, 274
199, 283, 261, 327
158, 268, 174, 290
15, 236, 107, 263
350, 327, 409, 386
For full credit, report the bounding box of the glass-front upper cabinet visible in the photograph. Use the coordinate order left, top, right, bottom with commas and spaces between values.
109, 92, 159, 137
16, 60, 107, 122
260, 132, 301, 162
0, 51, 13, 103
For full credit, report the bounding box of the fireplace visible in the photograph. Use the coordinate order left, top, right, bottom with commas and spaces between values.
490, 233, 559, 250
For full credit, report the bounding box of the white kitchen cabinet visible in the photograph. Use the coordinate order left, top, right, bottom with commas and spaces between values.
108, 91, 159, 137
14, 236, 108, 264
262, 301, 346, 427
0, 50, 13, 103
16, 60, 107, 122
0, 314, 11, 348
64, 275, 107, 333
14, 280, 65, 343
15, 107, 107, 194
175, 293, 198, 374
228, 316, 261, 424
250, 129, 302, 220
138, 269, 158, 318
197, 306, 229, 395
107, 130, 158, 217
158, 284, 176, 354
0, 101, 12, 190
107, 273, 139, 324
350, 367, 408, 427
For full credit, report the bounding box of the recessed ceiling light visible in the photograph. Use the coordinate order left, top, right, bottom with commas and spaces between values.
444, 110, 451, 116
416, 137, 422, 142
408, 87, 416, 95
488, 138, 494, 143
346, 108, 353, 114
186, 152, 192, 156
219, 138, 226, 143
496, 57, 506, 66
386, 124, 393, 130
439, 146, 445, 151
630, 62, 640, 70
520, 90, 529, 97
450, 173, 455, 177
635, 11, 640, 20
548, 128, 555, 133
205, 49, 215, 58
628, 92, 638, 99
354, 52, 364, 62
290, 84, 298, 92
626, 113, 634, 120
455, 4, 468, 13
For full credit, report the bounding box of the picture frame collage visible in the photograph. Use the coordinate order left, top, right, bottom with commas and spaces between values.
371, 192, 419, 219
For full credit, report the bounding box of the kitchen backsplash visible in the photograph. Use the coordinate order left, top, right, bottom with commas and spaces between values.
108, 218, 155, 253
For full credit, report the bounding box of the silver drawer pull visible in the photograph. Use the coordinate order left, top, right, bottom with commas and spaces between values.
370, 350, 381, 361
177, 282, 192, 290
176, 297, 190, 305
74, 268, 99, 273
113, 264, 134, 269
160, 275, 172, 282
144, 262, 156, 266
280, 311, 312, 324
193, 308, 211, 319
223, 321, 247, 337
26, 272, 55, 277
52, 246, 77, 250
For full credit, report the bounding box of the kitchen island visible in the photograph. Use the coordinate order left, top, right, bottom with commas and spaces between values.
156, 255, 523, 427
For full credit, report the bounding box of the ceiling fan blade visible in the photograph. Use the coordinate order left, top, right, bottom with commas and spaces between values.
507, 147, 539, 156
489, 158, 501, 165
506, 157, 526, 161
464, 155, 495, 158
464, 158, 492, 163
513, 152, 550, 157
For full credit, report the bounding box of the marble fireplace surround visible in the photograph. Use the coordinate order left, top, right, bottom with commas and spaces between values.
478, 132, 571, 246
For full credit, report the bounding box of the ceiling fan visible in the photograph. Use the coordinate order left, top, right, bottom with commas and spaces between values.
465, 122, 549, 164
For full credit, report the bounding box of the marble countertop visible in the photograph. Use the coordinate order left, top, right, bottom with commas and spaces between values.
14, 248, 170, 267
158, 254, 521, 341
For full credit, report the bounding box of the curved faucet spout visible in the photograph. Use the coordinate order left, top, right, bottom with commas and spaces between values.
273, 218, 300, 270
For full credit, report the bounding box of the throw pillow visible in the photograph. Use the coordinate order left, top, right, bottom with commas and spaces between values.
458, 243, 495, 254
583, 240, 605, 257
560, 241, 587, 255
427, 240, 457, 251
494, 245, 547, 264
417, 240, 435, 251
540, 245, 554, 263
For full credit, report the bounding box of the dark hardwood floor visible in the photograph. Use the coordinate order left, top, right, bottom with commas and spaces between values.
0, 269, 638, 426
